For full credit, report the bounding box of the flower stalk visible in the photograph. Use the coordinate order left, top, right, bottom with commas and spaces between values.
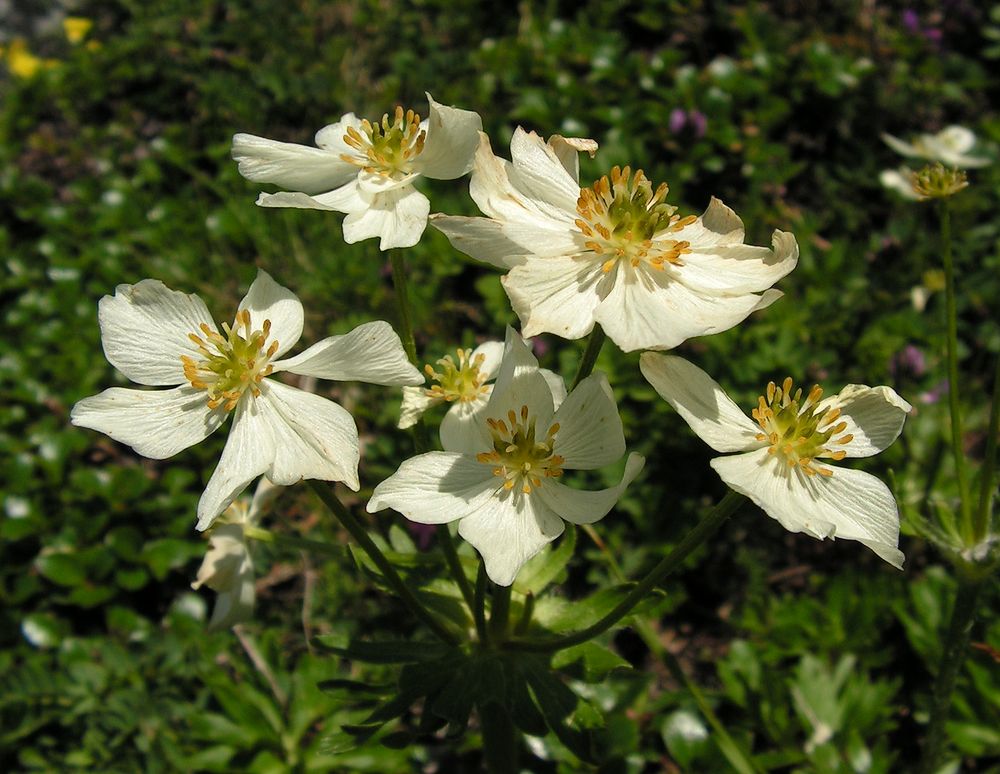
570, 325, 606, 390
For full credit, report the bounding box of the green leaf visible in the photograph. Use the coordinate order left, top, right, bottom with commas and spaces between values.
316, 637, 457, 664
532, 583, 638, 634
516, 525, 576, 596
551, 642, 631, 682
34, 551, 86, 586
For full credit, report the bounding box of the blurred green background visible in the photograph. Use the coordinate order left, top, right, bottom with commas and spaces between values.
1, 0, 998, 771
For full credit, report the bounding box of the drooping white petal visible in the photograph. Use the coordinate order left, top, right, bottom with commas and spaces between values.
670, 197, 745, 248
458, 489, 565, 586
550, 372, 626, 470
638, 353, 762, 453
711, 449, 904, 568
341, 184, 431, 249
412, 94, 483, 180
430, 214, 531, 269
485, 329, 554, 427
546, 135, 598, 183
537, 452, 645, 524
816, 385, 912, 458
314, 113, 364, 154
97, 279, 217, 386
71, 386, 225, 459
231, 133, 357, 195
508, 127, 583, 214
192, 523, 255, 629
399, 386, 441, 430
440, 397, 493, 455
237, 270, 303, 358
247, 476, 283, 524
367, 451, 499, 524
273, 321, 422, 386
503, 256, 608, 341
677, 230, 798, 295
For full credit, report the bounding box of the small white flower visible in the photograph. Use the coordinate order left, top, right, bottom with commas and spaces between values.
879, 167, 924, 201
370, 328, 644, 586
881, 125, 991, 168
192, 478, 281, 629
72, 270, 422, 530
640, 354, 911, 567
431, 129, 798, 352
231, 93, 482, 249
399, 340, 566, 451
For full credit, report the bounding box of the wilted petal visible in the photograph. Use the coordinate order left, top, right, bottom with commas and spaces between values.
538, 452, 644, 524
816, 385, 912, 458
231, 133, 357, 194
72, 386, 225, 459
546, 135, 598, 183
550, 372, 626, 470
237, 270, 303, 357
98, 279, 216, 386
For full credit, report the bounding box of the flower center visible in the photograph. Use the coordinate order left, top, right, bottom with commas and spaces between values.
476, 405, 564, 494
575, 165, 697, 274
341, 106, 426, 177
423, 348, 489, 403
751, 377, 855, 477
181, 309, 279, 411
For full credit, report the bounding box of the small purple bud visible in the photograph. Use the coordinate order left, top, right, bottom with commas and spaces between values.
688, 110, 708, 138
902, 9, 920, 32
668, 108, 687, 134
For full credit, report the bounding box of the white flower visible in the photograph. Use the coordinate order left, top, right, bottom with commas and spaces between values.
71, 270, 422, 530
879, 167, 924, 201
640, 354, 911, 568
231, 93, 482, 249
192, 478, 281, 629
399, 340, 567, 451
369, 328, 645, 586
881, 125, 991, 169
431, 129, 798, 353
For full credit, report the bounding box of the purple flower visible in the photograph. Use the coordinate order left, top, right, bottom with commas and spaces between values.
919, 379, 949, 405
890, 344, 927, 378
902, 9, 921, 32
689, 110, 708, 138
669, 108, 687, 134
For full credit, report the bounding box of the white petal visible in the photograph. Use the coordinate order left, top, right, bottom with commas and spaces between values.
399, 386, 441, 430
273, 320, 422, 386
594, 264, 776, 353
458, 488, 565, 586
412, 94, 483, 180
367, 451, 498, 523
192, 523, 256, 629
670, 197, 745, 248
711, 449, 903, 568
503, 256, 608, 341
639, 353, 762, 453
237, 270, 303, 357
485, 328, 554, 428
937, 125, 976, 155
430, 214, 530, 269
247, 477, 283, 523
342, 184, 430, 249
98, 279, 216, 386
881, 132, 919, 158
71, 386, 225, 459
508, 127, 582, 213
207, 569, 256, 630
314, 113, 364, 153
440, 397, 493, 455
537, 452, 645, 524
471, 340, 505, 380
677, 230, 798, 295
880, 168, 922, 200
256, 191, 340, 211
231, 133, 357, 195
817, 385, 912, 458
546, 135, 598, 183
357, 169, 421, 195
540, 368, 567, 409
550, 372, 626, 470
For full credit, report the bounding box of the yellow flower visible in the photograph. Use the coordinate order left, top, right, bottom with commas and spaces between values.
4, 39, 57, 79
63, 17, 93, 45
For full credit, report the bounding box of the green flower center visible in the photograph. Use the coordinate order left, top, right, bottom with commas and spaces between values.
751, 377, 854, 477
341, 106, 426, 177
476, 405, 564, 494
181, 309, 278, 411
575, 165, 696, 273
424, 348, 489, 403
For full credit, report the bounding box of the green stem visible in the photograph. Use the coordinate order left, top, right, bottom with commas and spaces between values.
489, 582, 512, 643
479, 701, 519, 774
920, 579, 985, 774
974, 355, 1000, 543
581, 526, 761, 774
939, 201, 972, 540
308, 481, 458, 646
505, 490, 745, 652
570, 325, 607, 390
387, 248, 431, 452
474, 562, 490, 646
440, 526, 476, 612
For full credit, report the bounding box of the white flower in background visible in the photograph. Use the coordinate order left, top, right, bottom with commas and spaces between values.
640, 354, 911, 568
231, 94, 482, 249
192, 478, 282, 630
881, 125, 991, 169
399, 340, 567, 451
72, 270, 422, 530
878, 167, 923, 201
370, 329, 644, 586
432, 129, 798, 353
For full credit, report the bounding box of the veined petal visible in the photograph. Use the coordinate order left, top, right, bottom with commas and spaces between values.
711, 450, 904, 568
367, 451, 498, 524
72, 386, 225, 459
441, 397, 493, 455
816, 385, 912, 458
537, 452, 645, 524
412, 94, 483, 180
98, 279, 216, 386
639, 353, 762, 453
503, 256, 608, 341
485, 329, 554, 428
237, 270, 303, 358
231, 133, 357, 195
273, 320, 422, 386
546, 135, 598, 183
342, 184, 430, 249
678, 230, 798, 296
458, 488, 565, 586
399, 386, 441, 430
508, 127, 583, 214
430, 214, 531, 269
551, 372, 626, 470
670, 197, 745, 248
